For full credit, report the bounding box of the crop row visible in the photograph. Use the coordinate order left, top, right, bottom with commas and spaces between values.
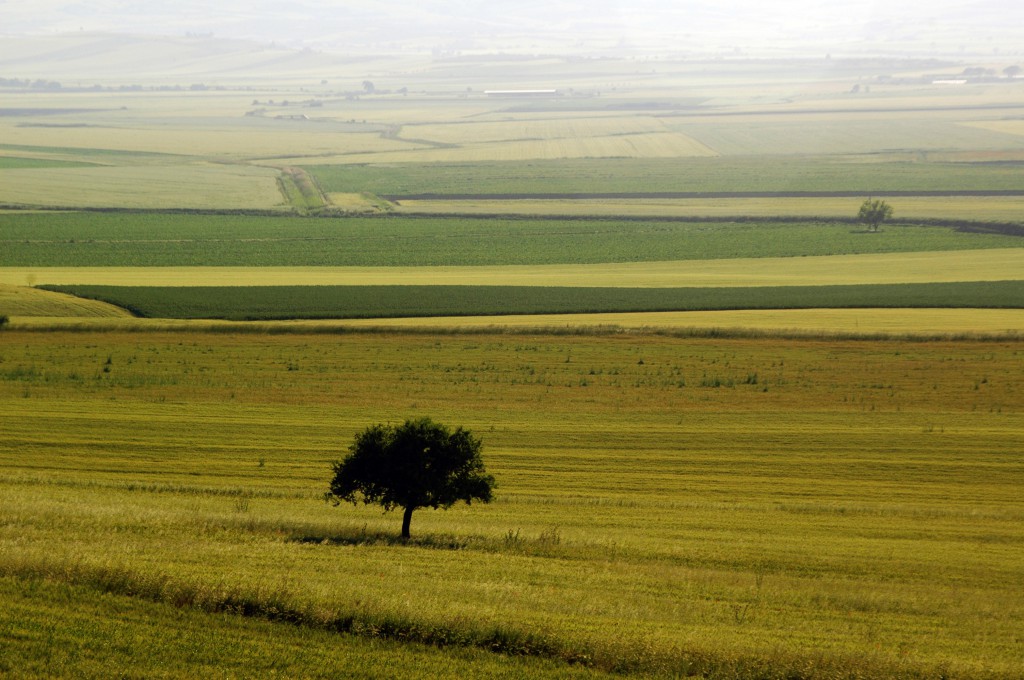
3, 212, 1021, 267
42, 281, 1024, 320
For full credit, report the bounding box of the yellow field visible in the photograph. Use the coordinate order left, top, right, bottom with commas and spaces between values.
0, 120, 420, 160
0, 284, 130, 318
11, 308, 1022, 336
3, 249, 1019, 289
0, 163, 284, 209
395, 196, 1024, 221
319, 308, 1024, 335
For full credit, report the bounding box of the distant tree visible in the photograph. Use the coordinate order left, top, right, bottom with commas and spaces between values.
1004, 65, 1021, 78
857, 198, 894, 232
326, 418, 495, 539
0, 315, 8, 329
362, 80, 375, 94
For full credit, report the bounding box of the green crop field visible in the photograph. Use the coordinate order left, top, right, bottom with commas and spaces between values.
307, 158, 1024, 196
1, 329, 1022, 678
39, 281, 1024, 320
2, 212, 1021, 268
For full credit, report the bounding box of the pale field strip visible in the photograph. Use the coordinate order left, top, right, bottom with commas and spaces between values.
393, 196, 1024, 221
9, 309, 1024, 336
962, 120, 1024, 137
403, 116, 670, 145
0, 121, 422, 159
2, 249, 1020, 288
318, 131, 719, 163
674, 119, 1024, 155
273, 308, 1024, 334
0, 164, 283, 209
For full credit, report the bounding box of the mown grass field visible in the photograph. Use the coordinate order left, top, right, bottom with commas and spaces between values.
1, 329, 1022, 678
0, 577, 606, 679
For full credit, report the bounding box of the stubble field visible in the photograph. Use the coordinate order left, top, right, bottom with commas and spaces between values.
1, 329, 1022, 678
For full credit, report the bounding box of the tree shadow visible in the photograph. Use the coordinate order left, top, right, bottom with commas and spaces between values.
288, 526, 472, 551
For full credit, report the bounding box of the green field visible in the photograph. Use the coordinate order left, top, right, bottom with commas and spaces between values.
307, 157, 1024, 196
40, 281, 1024, 320
2, 212, 1022, 268
1, 330, 1022, 678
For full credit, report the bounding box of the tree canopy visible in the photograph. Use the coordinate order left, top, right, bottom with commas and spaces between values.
326, 418, 495, 538
857, 198, 894, 232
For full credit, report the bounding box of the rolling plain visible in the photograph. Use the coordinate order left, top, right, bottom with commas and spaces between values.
1, 34, 1023, 678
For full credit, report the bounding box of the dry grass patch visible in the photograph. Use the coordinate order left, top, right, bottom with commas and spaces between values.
0, 285, 130, 318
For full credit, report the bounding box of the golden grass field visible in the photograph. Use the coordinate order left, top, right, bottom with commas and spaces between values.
3, 248, 1019, 288
0, 284, 130, 318
1, 329, 1022, 678
10, 309, 1024, 337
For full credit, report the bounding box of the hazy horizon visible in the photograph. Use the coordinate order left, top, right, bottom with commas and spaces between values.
3, 0, 1023, 58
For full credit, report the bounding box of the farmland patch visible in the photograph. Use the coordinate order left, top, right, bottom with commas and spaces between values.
307, 158, 1024, 196
0, 164, 284, 210
43, 281, 1024, 320
1, 330, 1022, 677
2, 213, 1021, 267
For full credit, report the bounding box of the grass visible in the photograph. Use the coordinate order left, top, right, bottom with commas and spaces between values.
672, 118, 1024, 156
0, 284, 130, 318
306, 157, 1024, 196
0, 156, 97, 169
1, 329, 1022, 677
39, 281, 1024, 320
0, 577, 607, 679
8, 309, 1024, 338
2, 212, 1022, 267
393, 195, 1024, 222
0, 164, 285, 210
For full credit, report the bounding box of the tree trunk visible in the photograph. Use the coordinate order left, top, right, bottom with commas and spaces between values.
401, 505, 414, 539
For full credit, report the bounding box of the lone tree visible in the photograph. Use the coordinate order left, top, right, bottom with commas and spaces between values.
858, 198, 893, 232
326, 418, 495, 539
